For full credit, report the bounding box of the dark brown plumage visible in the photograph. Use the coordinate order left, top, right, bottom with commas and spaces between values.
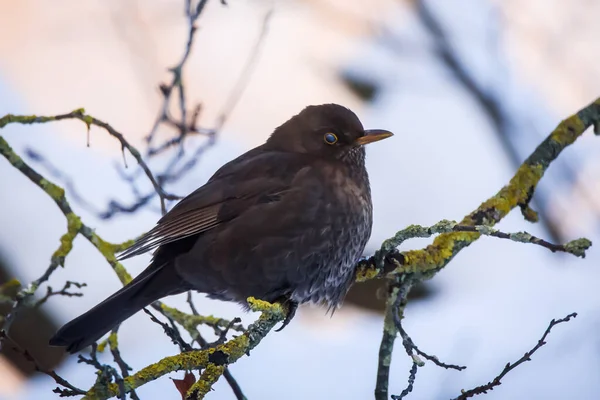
49, 104, 393, 353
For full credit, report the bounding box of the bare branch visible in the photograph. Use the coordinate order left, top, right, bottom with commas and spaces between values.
366, 98, 599, 398
0, 331, 86, 397
144, 308, 194, 353
83, 298, 285, 399
34, 281, 86, 308
0, 110, 176, 214
392, 362, 418, 400
453, 313, 578, 399
78, 343, 127, 400
146, 0, 211, 149
392, 291, 466, 372
183, 293, 247, 400
356, 97, 600, 282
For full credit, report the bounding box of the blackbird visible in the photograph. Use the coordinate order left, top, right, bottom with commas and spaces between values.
49, 104, 393, 353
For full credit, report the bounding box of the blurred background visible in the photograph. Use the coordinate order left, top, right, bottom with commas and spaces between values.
1, 0, 600, 399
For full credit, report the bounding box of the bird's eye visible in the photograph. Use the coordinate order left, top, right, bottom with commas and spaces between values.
324, 133, 338, 145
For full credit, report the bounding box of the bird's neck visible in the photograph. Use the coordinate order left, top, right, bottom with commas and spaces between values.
341, 146, 366, 169
341, 146, 370, 191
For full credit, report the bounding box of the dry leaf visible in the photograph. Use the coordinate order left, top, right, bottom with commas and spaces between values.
172, 371, 196, 400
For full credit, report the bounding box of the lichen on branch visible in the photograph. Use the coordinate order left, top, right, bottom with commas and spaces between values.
83, 298, 285, 400
365, 97, 599, 400
357, 97, 600, 282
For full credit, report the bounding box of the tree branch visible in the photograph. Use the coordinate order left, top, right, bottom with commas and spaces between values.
356, 97, 600, 282
145, 0, 212, 150
0, 109, 177, 214
34, 281, 87, 308
453, 313, 578, 399
82, 298, 285, 400
0, 331, 87, 397
374, 281, 404, 400
363, 97, 599, 398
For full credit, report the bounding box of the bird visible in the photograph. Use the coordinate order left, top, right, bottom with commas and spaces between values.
49, 104, 393, 353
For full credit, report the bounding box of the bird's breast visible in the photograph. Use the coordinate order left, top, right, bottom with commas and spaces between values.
289, 166, 373, 307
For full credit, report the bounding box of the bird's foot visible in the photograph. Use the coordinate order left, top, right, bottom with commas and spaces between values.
275, 299, 298, 332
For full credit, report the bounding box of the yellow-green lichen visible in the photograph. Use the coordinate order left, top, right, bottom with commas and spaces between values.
81, 115, 94, 131
51, 213, 82, 263
187, 364, 225, 399
89, 235, 116, 263
0, 114, 54, 128
463, 163, 544, 227
108, 331, 118, 350
398, 230, 477, 275
246, 297, 284, 315
110, 239, 136, 253
111, 261, 132, 286
96, 338, 109, 353
0, 278, 22, 302
89, 234, 132, 285
0, 137, 23, 166
520, 205, 539, 222
383, 110, 582, 279
213, 334, 250, 360
159, 303, 244, 333
84, 299, 281, 399
355, 264, 380, 282
550, 114, 586, 146
39, 178, 66, 201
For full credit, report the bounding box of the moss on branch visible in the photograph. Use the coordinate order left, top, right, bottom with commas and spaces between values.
357, 97, 600, 281
365, 97, 599, 400
83, 298, 284, 400
0, 108, 171, 213
160, 303, 246, 336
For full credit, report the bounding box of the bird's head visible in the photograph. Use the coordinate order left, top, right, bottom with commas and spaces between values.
267, 104, 393, 160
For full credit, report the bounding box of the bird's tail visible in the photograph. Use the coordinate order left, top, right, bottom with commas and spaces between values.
49, 263, 187, 353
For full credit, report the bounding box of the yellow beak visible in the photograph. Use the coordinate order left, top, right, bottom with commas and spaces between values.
354, 129, 394, 146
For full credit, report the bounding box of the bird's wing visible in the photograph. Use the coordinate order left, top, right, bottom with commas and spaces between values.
117, 149, 305, 260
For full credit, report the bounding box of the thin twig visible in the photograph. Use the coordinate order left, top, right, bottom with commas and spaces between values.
376, 220, 591, 262
145, 0, 211, 149
453, 313, 578, 399
392, 362, 418, 400
15, 1, 272, 221
0, 110, 177, 214
187, 291, 200, 316
457, 225, 591, 257
160, 303, 246, 335
83, 298, 285, 399
144, 308, 193, 352
79, 343, 129, 400
107, 328, 140, 400
0, 331, 86, 397
34, 281, 86, 308
392, 290, 466, 371
185, 293, 247, 400
145, 3, 274, 192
